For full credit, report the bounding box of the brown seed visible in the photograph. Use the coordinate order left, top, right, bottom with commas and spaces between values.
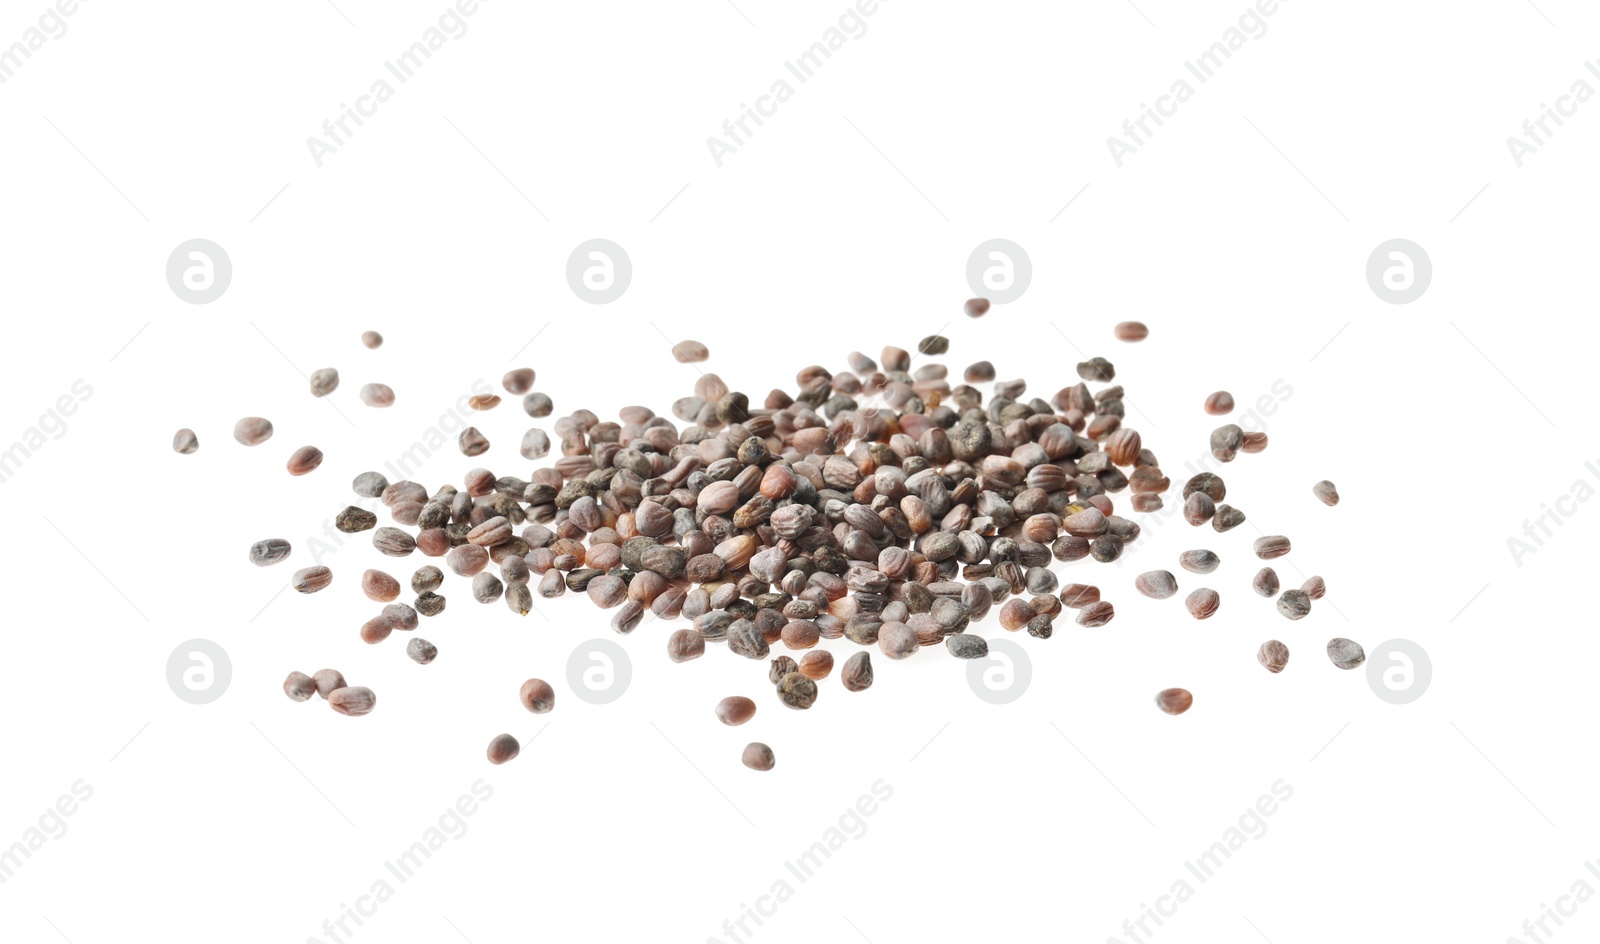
361, 330, 383, 349
468, 394, 501, 411
878, 622, 919, 659
1257, 640, 1290, 673
776, 672, 818, 709
446, 544, 489, 577
792, 650, 832, 682
1183, 492, 1216, 526
1302, 576, 1326, 600
1106, 429, 1141, 466
373, 527, 417, 557
1253, 535, 1292, 560
360, 383, 395, 408
361, 569, 401, 602
1204, 391, 1234, 415
519, 678, 555, 713
1154, 688, 1193, 715
329, 686, 376, 716
472, 572, 504, 604
233, 416, 274, 446
360, 616, 393, 644
467, 516, 512, 547
1277, 589, 1311, 621
1059, 584, 1101, 608
841, 651, 873, 691
768, 655, 799, 685
1210, 424, 1243, 462
523, 392, 554, 417
416, 591, 446, 617
963, 298, 991, 319
458, 427, 490, 457
283, 671, 317, 702
742, 742, 776, 771
407, 638, 438, 664
1114, 321, 1148, 342
1252, 567, 1280, 597
672, 340, 710, 363
715, 696, 756, 726
964, 361, 996, 383
1135, 571, 1179, 599
668, 629, 705, 662
411, 566, 444, 594
1241, 431, 1268, 454
1183, 473, 1226, 503
781, 620, 821, 650
505, 582, 534, 616
918, 334, 949, 355
520, 429, 550, 460
383, 603, 419, 631
1077, 357, 1115, 382
173, 428, 199, 454
1179, 549, 1220, 574
1327, 638, 1365, 669
1313, 480, 1340, 506
286, 445, 324, 476
1077, 601, 1115, 627
502, 368, 536, 394
999, 598, 1035, 631
1211, 505, 1246, 532
309, 367, 340, 397
1185, 588, 1220, 619
312, 669, 346, 699
487, 733, 520, 765
292, 566, 332, 593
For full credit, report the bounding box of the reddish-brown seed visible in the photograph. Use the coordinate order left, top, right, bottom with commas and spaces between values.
446, 544, 489, 577
1106, 429, 1142, 466
1258, 640, 1290, 673
715, 696, 756, 726
999, 598, 1035, 631
292, 566, 332, 593
1210, 424, 1243, 462
799, 650, 834, 680
668, 629, 705, 662
1252, 567, 1280, 597
1185, 588, 1220, 619
286, 445, 324, 476
963, 298, 990, 319
468, 394, 501, 411
1059, 584, 1101, 608
502, 368, 536, 394
742, 742, 776, 771
1302, 576, 1326, 600
1183, 492, 1215, 526
360, 616, 393, 644
1254, 535, 1292, 560
1154, 688, 1193, 715
1241, 431, 1268, 453
361, 330, 383, 349
1313, 480, 1340, 506
487, 733, 520, 764
329, 686, 376, 716
782, 620, 821, 650
1077, 601, 1115, 627
519, 678, 555, 713
361, 569, 401, 602
1114, 321, 1148, 342
1204, 391, 1234, 415
841, 651, 873, 691
233, 417, 274, 446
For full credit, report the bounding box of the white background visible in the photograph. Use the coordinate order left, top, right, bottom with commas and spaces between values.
1, 1, 1595, 942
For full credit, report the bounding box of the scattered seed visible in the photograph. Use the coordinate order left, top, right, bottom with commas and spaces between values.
1077, 357, 1115, 382
284, 671, 317, 702
841, 651, 873, 691
310, 368, 340, 397
1276, 589, 1311, 621
1136, 570, 1179, 600
878, 622, 919, 660
411, 565, 444, 594
799, 650, 834, 680
292, 566, 332, 593
668, 629, 705, 663
742, 742, 776, 771
769, 655, 799, 685
776, 671, 818, 709
946, 634, 988, 659
286, 445, 324, 476
352, 471, 389, 498
523, 392, 553, 418
1183, 473, 1226, 503
1326, 638, 1365, 669
459, 427, 490, 457
1210, 424, 1243, 462
416, 591, 446, 617
963, 298, 990, 318
1253, 535, 1292, 560
360, 383, 395, 408
1185, 588, 1220, 620
233, 417, 274, 446
468, 394, 501, 411
1178, 550, 1220, 574
1154, 688, 1193, 715
1313, 480, 1340, 506
383, 603, 419, 631
1241, 431, 1268, 454
312, 669, 346, 698
1059, 584, 1100, 608
1204, 391, 1234, 415
329, 686, 376, 716
1301, 576, 1326, 600
361, 330, 383, 349
918, 335, 950, 356
1257, 640, 1289, 673
503, 368, 536, 394
373, 527, 416, 557
1077, 601, 1115, 627
472, 572, 504, 604
505, 582, 534, 617
173, 429, 198, 454
1114, 321, 1148, 342
360, 616, 393, 644
716, 696, 756, 726
672, 340, 710, 363
361, 569, 401, 602
520, 678, 555, 713
964, 361, 996, 383
407, 638, 438, 664
487, 733, 520, 764
1183, 492, 1216, 526
1211, 505, 1246, 532
249, 538, 292, 567
1252, 567, 1280, 597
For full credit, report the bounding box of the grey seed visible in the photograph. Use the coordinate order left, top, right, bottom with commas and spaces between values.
1313, 480, 1340, 506
728, 619, 771, 660
361, 330, 383, 349
1253, 535, 1292, 560
769, 655, 799, 685
742, 742, 776, 771
472, 572, 504, 604
292, 566, 332, 593
487, 733, 520, 765
310, 367, 340, 397
519, 678, 555, 713
1076, 357, 1115, 382
361, 569, 401, 602
945, 634, 988, 659
312, 669, 346, 699
668, 629, 705, 663
336, 506, 377, 533
520, 429, 550, 460
1276, 589, 1311, 621
1178, 550, 1220, 574
1204, 391, 1234, 415
373, 527, 417, 557
415, 591, 446, 617
411, 566, 444, 594
1211, 505, 1246, 532
536, 570, 565, 599
1089, 535, 1123, 563
716, 696, 756, 726
233, 416, 274, 446
918, 335, 950, 356
502, 368, 536, 395
1114, 321, 1148, 342
283, 671, 317, 702
173, 428, 198, 454
500, 555, 530, 584
1326, 638, 1365, 670
360, 383, 395, 407
352, 471, 389, 498
407, 638, 438, 665
1154, 688, 1193, 715
1182, 473, 1226, 503
776, 671, 818, 709
1077, 601, 1115, 627
1026, 614, 1054, 639
878, 622, 919, 660
286, 445, 324, 476
841, 651, 873, 691
1209, 424, 1243, 462
382, 603, 419, 631
1302, 576, 1326, 600
1185, 588, 1220, 620
1135, 570, 1179, 600
672, 340, 710, 363
1258, 640, 1289, 673
523, 392, 554, 418
1252, 567, 1280, 597
458, 427, 490, 457
963, 298, 990, 319
505, 581, 534, 616
329, 686, 376, 716
249, 538, 292, 567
